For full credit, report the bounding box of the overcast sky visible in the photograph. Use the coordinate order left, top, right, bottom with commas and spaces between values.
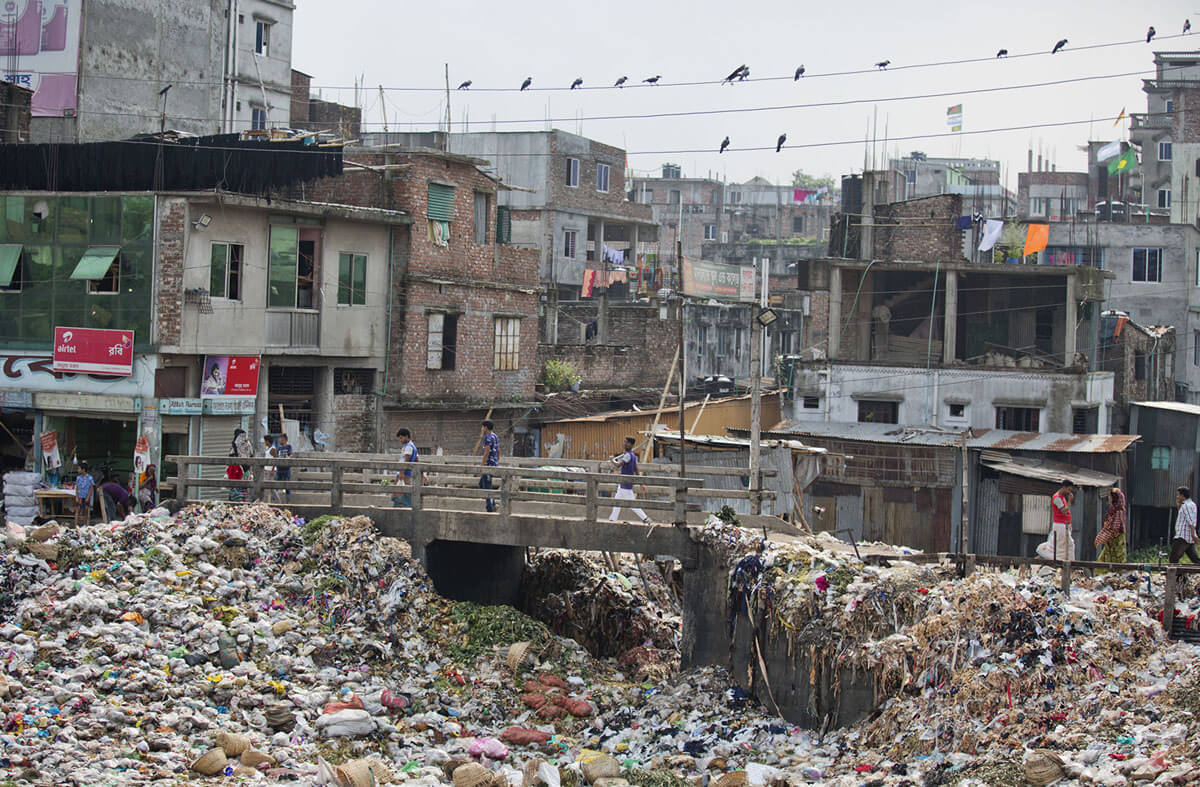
294, 0, 1191, 189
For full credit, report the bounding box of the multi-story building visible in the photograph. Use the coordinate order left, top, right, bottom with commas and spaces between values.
627, 165, 724, 261
1129, 51, 1200, 225
889, 153, 1016, 219
14, 0, 294, 143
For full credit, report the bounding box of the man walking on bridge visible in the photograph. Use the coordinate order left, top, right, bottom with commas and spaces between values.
480, 420, 499, 512
609, 436, 650, 524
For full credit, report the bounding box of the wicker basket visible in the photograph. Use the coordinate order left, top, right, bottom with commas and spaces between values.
452, 762, 492, 787
191, 748, 227, 775
336, 758, 378, 787
1024, 749, 1065, 786
214, 731, 250, 757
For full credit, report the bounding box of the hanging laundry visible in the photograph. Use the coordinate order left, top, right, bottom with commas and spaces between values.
428, 220, 450, 247
1023, 224, 1049, 258
978, 219, 1004, 252
793, 188, 816, 203
581, 269, 598, 298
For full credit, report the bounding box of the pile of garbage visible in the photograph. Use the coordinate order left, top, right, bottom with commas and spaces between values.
0, 503, 1198, 786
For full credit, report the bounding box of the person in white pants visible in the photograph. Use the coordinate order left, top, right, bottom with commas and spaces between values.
609, 436, 650, 523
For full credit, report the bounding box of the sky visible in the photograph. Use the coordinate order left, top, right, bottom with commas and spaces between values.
294, 0, 1192, 190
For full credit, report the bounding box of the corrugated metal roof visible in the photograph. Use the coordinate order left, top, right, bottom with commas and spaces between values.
979, 451, 1120, 487
650, 429, 827, 455
1131, 400, 1200, 417
767, 420, 1139, 453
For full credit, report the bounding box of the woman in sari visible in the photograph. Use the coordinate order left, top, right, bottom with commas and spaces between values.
1095, 487, 1127, 569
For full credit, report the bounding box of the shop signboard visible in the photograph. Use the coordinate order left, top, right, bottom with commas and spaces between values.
204, 397, 256, 416
200, 356, 260, 399
35, 392, 140, 413
159, 398, 203, 416
680, 258, 756, 302
0, 391, 33, 408
0, 352, 154, 398
52, 327, 134, 376
0, 0, 83, 117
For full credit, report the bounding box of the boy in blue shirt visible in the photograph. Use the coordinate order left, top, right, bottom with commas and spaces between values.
392, 428, 418, 507
74, 461, 94, 525
480, 420, 499, 512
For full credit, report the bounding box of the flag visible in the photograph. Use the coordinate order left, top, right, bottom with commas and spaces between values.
1096, 140, 1121, 162
1113, 108, 1126, 127
978, 219, 1003, 252
1023, 224, 1049, 257
1107, 148, 1138, 175
947, 104, 963, 132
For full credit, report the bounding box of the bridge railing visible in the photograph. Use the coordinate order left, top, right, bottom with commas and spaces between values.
168, 455, 709, 525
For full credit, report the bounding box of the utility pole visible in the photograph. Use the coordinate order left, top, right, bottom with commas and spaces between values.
378, 85, 388, 134
749, 258, 762, 510
444, 64, 451, 149
677, 238, 686, 484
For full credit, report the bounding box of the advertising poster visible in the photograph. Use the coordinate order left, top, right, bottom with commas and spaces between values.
681, 257, 756, 302
1, 1, 83, 117
40, 430, 61, 469
200, 356, 260, 399
52, 327, 134, 375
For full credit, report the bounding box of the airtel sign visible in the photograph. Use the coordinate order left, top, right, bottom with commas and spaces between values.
52, 327, 135, 376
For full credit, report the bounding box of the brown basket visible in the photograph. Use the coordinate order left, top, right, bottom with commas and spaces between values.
336, 759, 378, 787
214, 731, 250, 757
715, 773, 750, 787
191, 748, 227, 775
452, 762, 492, 787
1024, 750, 1065, 786
240, 749, 276, 768
507, 641, 532, 672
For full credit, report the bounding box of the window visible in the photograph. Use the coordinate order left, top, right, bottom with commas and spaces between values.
1158, 189, 1172, 209
563, 229, 577, 258
1132, 248, 1163, 282
0, 244, 23, 292
426, 313, 458, 370
995, 406, 1039, 431
473, 192, 488, 244
251, 107, 267, 131
496, 206, 511, 243
1151, 445, 1171, 470
802, 395, 820, 409
494, 316, 520, 371
596, 163, 610, 193
857, 399, 898, 424
1166, 99, 1175, 114
70, 246, 122, 294
639, 188, 654, 203
266, 224, 318, 309
334, 368, 375, 395
729, 191, 742, 204
427, 183, 454, 247
669, 189, 681, 205
337, 252, 367, 305
255, 20, 271, 56
565, 158, 579, 187
904, 169, 916, 185
1159, 141, 1173, 161
1072, 406, 1098, 434
704, 224, 717, 241
1135, 351, 1147, 381
209, 242, 243, 300
792, 215, 805, 233
948, 403, 966, 419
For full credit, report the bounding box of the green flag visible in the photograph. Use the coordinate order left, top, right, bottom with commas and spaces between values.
1107, 148, 1138, 175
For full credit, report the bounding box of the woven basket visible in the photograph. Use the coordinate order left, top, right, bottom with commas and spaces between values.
215, 731, 250, 757
715, 773, 750, 787
336, 758, 377, 787
191, 748, 227, 775
507, 641, 532, 672
452, 762, 492, 787
240, 749, 276, 768
1024, 750, 1065, 786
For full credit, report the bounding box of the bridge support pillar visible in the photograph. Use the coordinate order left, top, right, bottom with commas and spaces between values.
680, 546, 731, 668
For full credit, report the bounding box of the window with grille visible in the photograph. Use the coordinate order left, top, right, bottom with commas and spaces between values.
995, 406, 1039, 431
334, 368, 375, 395
1072, 406, 1098, 434
251, 107, 267, 131
704, 224, 717, 240
255, 20, 271, 55
426, 313, 458, 370
210, 242, 243, 300
1159, 141, 1173, 161
563, 229, 576, 258
802, 395, 820, 409
792, 216, 805, 233
496, 206, 512, 243
494, 317, 520, 371
1151, 445, 1170, 470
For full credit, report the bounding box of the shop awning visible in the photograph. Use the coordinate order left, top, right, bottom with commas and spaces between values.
70, 246, 121, 280
979, 450, 1119, 488
0, 244, 20, 287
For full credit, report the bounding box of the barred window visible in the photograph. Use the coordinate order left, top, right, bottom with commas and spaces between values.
493, 317, 520, 371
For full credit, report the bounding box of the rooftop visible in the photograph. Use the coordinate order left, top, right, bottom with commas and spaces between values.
762, 420, 1140, 453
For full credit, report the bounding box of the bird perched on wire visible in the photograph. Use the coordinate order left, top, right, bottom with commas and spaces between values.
1146, 26, 1156, 43
643, 75, 661, 84
614, 76, 628, 88
570, 78, 583, 90
776, 133, 787, 153
794, 65, 805, 80
520, 77, 532, 91
456, 80, 472, 90
719, 136, 730, 154
1185, 19, 1192, 34
737, 67, 750, 81
1051, 38, 1068, 54
996, 48, 1008, 58
723, 65, 748, 84
875, 59, 890, 70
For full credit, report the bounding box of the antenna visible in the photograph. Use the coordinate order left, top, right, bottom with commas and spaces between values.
378, 85, 388, 134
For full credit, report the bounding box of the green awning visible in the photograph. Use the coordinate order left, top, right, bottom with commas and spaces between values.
0, 244, 20, 287
70, 246, 121, 280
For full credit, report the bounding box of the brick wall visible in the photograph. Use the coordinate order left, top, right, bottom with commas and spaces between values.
156, 198, 186, 347
384, 407, 525, 456
332, 393, 375, 450
546, 303, 677, 388
289, 70, 311, 128
873, 194, 963, 262
0, 81, 31, 143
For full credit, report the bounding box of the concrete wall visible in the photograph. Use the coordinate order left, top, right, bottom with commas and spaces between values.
231, 0, 294, 131
791, 363, 1115, 433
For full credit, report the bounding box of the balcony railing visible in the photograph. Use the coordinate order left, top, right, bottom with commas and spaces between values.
265, 310, 320, 348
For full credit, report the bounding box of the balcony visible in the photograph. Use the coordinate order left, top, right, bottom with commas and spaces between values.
265, 310, 320, 349
1130, 112, 1169, 131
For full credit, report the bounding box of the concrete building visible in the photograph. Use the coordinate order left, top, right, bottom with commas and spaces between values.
627, 165, 724, 261
1129, 51, 1200, 224
25, 0, 294, 143
1018, 169, 1090, 222
889, 152, 1016, 220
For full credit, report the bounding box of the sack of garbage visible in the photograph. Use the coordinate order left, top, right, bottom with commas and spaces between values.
314, 708, 376, 738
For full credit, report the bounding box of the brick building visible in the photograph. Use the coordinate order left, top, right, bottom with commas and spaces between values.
289, 70, 361, 138
1098, 312, 1176, 431
300, 145, 542, 455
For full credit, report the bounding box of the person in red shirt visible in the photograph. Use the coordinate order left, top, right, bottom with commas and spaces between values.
1037, 480, 1077, 561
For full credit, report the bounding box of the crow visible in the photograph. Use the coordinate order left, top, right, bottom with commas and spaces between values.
1051, 38, 1068, 54
996, 48, 1008, 58
570, 78, 583, 90
875, 59, 890, 69
520, 77, 532, 91
719, 136, 730, 154
723, 65, 748, 83
643, 75, 661, 84
794, 65, 806, 80
456, 80, 472, 90
614, 76, 628, 87
776, 133, 787, 153
737, 67, 750, 81
1147, 26, 1156, 43
1185, 19, 1192, 34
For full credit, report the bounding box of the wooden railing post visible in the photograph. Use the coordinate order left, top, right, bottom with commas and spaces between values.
1164, 566, 1178, 636
674, 481, 688, 527
585, 478, 598, 523
330, 464, 343, 509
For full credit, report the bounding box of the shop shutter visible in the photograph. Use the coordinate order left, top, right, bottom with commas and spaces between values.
427, 184, 455, 221
198, 416, 243, 500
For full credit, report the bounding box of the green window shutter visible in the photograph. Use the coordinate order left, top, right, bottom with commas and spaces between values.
0, 244, 21, 287
209, 243, 227, 298
352, 254, 366, 305
70, 246, 121, 279
337, 252, 352, 305
267, 225, 299, 307
496, 206, 511, 243
427, 184, 455, 221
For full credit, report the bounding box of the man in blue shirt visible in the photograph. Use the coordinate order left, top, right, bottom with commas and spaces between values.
479, 419, 499, 512
392, 428, 418, 507
609, 436, 650, 523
